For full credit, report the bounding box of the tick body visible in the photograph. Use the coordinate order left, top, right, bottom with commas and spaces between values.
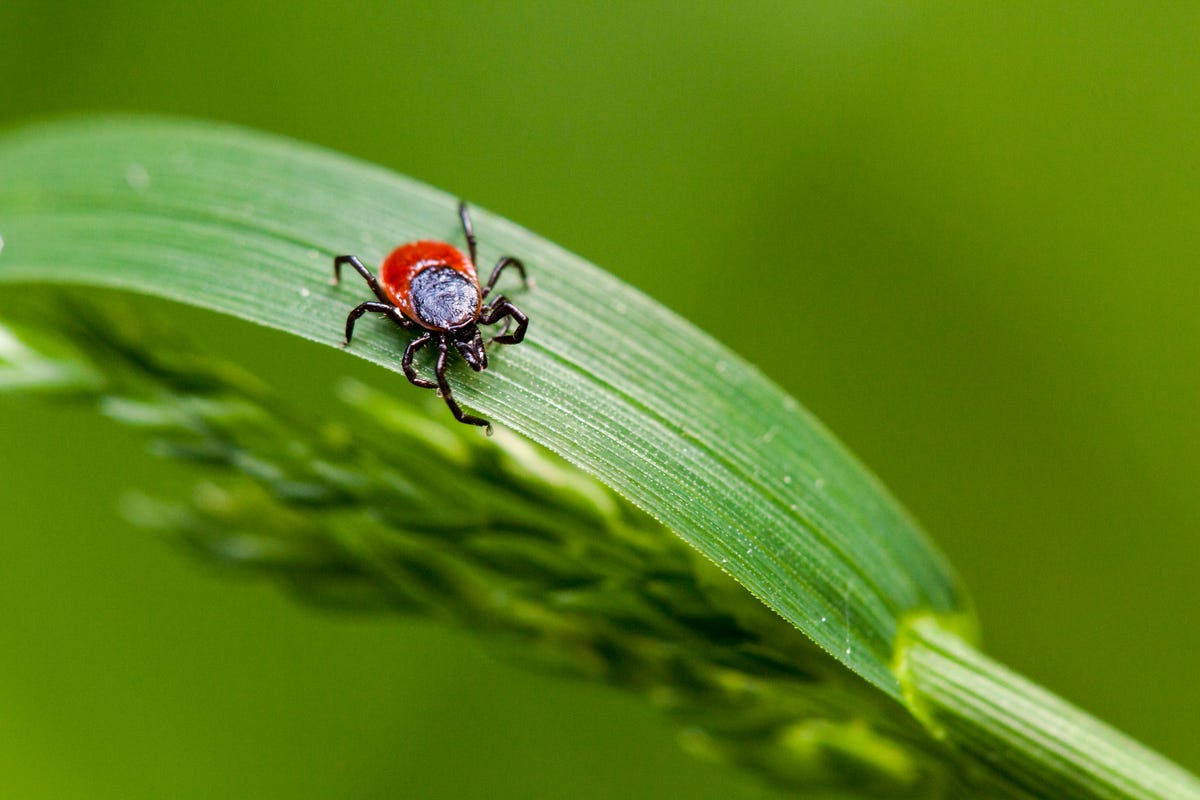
382, 241, 481, 330
333, 202, 530, 433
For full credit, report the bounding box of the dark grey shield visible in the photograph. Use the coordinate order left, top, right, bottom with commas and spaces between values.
410, 267, 480, 329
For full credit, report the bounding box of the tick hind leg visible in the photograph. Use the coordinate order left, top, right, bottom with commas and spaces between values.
458, 202, 478, 266
333, 255, 391, 304
479, 296, 528, 345
482, 256, 531, 298
435, 337, 492, 433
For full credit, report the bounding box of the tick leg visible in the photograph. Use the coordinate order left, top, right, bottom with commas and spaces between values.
342, 301, 396, 347
458, 201, 478, 267
479, 296, 529, 345
385, 306, 418, 331
482, 256, 531, 299
452, 328, 488, 371
333, 255, 391, 304
435, 336, 492, 433
401, 332, 437, 389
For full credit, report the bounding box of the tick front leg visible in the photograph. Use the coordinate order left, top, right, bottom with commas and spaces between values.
341, 302, 396, 347
479, 296, 529, 345
435, 337, 492, 433
401, 332, 437, 389
333, 255, 391, 304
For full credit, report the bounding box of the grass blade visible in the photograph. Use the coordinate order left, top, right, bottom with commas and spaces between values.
0, 116, 970, 695
897, 616, 1200, 800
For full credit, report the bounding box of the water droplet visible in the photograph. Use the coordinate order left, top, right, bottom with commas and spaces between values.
124, 163, 150, 190
299, 287, 311, 298
820, 615, 827, 623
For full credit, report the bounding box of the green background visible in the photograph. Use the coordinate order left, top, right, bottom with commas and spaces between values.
2, 2, 1197, 797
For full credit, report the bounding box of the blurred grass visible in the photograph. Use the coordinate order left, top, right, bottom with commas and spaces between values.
0, 298, 976, 797
1, 2, 1198, 797
0, 301, 787, 800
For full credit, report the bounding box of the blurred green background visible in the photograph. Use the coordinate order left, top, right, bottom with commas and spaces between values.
2, 2, 1198, 797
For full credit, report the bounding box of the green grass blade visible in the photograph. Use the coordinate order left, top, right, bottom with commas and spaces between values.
897, 616, 1200, 800
0, 115, 967, 696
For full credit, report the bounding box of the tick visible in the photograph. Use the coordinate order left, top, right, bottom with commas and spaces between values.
333, 201, 530, 433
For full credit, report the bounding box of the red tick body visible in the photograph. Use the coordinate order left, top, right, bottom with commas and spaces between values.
380, 240, 480, 331
332, 202, 531, 433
